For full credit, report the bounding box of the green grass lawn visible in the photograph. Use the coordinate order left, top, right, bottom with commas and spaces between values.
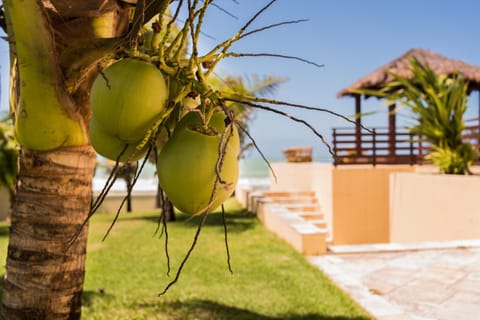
0, 199, 371, 320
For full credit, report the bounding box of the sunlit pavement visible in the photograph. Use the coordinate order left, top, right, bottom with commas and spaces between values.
309, 242, 480, 320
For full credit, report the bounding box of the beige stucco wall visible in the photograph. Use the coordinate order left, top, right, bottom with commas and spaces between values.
332, 165, 415, 245
268, 163, 417, 244
0, 187, 10, 221
264, 162, 480, 245
390, 173, 480, 242
269, 162, 315, 191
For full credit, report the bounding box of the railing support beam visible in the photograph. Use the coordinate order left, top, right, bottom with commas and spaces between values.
355, 95, 362, 156
388, 104, 396, 156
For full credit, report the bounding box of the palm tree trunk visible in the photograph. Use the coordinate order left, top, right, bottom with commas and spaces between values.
1, 146, 96, 319
156, 184, 175, 222
126, 178, 133, 213
163, 196, 176, 222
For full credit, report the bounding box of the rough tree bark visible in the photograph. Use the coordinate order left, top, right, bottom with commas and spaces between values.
1, 147, 96, 319
0, 0, 137, 318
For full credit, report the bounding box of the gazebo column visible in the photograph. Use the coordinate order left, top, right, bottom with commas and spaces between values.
388, 103, 396, 156
478, 90, 480, 147
355, 94, 362, 155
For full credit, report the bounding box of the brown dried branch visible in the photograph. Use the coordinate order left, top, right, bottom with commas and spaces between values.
223, 96, 372, 132
102, 144, 154, 241
159, 115, 234, 295
221, 204, 233, 275
225, 52, 324, 69
234, 120, 278, 182
152, 144, 171, 276
239, 19, 308, 40
66, 144, 129, 250
233, 101, 337, 159
158, 211, 210, 296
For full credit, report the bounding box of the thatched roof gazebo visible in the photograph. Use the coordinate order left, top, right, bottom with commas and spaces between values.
339, 48, 480, 96
334, 48, 480, 165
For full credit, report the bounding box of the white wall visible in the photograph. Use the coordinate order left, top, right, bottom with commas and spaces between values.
390, 173, 480, 242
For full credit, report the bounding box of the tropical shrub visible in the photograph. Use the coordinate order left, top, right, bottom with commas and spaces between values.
0, 119, 18, 208
359, 58, 476, 174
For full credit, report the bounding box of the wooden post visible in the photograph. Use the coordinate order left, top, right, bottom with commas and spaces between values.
388, 103, 396, 157
409, 132, 414, 165
372, 128, 377, 166
418, 134, 424, 164
478, 90, 480, 147
332, 128, 338, 166
355, 95, 362, 156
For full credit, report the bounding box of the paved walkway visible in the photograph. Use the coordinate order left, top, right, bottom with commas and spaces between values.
309, 242, 480, 320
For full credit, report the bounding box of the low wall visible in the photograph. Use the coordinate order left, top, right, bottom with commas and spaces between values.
0, 188, 158, 220
265, 162, 480, 245
268, 163, 416, 245
390, 173, 480, 242
94, 191, 158, 213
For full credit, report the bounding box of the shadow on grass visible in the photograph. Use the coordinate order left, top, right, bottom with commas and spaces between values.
127, 206, 258, 234
134, 299, 371, 320
0, 224, 9, 238
181, 208, 257, 234
0, 225, 8, 303
82, 292, 371, 319
82, 289, 115, 307
0, 274, 3, 302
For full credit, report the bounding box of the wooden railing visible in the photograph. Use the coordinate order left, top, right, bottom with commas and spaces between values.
332, 121, 480, 166
332, 127, 428, 165
463, 119, 480, 150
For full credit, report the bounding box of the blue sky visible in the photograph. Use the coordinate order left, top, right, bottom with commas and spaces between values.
196, 0, 480, 160
2, 0, 480, 160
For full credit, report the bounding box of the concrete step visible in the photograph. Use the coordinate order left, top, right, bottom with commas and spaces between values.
300, 213, 325, 221
262, 191, 316, 198
244, 189, 330, 255
256, 202, 328, 255
248, 191, 318, 212
266, 197, 318, 204
308, 219, 328, 229
284, 204, 321, 212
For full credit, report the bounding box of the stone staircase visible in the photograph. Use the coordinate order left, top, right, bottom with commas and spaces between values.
241, 190, 329, 255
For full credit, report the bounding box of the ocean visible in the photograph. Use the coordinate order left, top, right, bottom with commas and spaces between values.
93, 157, 276, 192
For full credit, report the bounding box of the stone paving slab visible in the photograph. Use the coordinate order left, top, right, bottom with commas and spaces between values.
309, 244, 480, 320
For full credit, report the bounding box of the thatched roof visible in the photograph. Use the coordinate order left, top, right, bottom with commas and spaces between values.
338, 48, 480, 97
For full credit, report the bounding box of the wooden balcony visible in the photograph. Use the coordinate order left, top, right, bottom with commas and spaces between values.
332, 122, 480, 166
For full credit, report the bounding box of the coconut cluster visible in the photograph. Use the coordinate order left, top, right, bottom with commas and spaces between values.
157, 112, 240, 214
89, 58, 168, 162
89, 58, 239, 214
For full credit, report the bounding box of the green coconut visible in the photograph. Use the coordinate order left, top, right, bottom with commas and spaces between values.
90, 58, 168, 142
157, 112, 240, 214
89, 117, 147, 162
